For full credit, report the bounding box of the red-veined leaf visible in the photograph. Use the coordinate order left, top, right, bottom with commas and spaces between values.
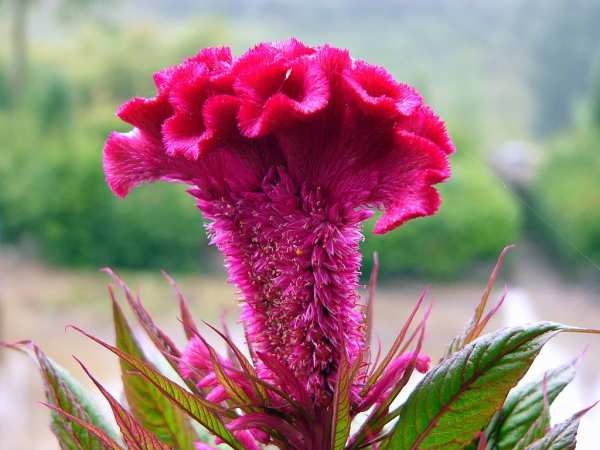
256, 351, 312, 410
75, 357, 170, 450
363, 289, 427, 394
203, 321, 267, 404
161, 270, 200, 341
525, 402, 598, 450
103, 270, 182, 364
330, 350, 353, 450
111, 290, 195, 449
68, 325, 244, 450
486, 357, 577, 450
228, 413, 307, 449
104, 270, 203, 395
42, 402, 123, 450
349, 318, 427, 450
197, 333, 251, 407
23, 343, 120, 449
384, 322, 569, 450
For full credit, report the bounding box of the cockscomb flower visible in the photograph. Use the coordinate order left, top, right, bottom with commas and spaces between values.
103, 38, 453, 407
7, 41, 595, 450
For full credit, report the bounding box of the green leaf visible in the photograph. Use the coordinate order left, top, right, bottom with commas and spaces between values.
32, 344, 121, 449
106, 270, 182, 360
364, 251, 379, 354
161, 270, 200, 341
348, 325, 427, 450
513, 410, 550, 450
363, 290, 426, 394
43, 402, 123, 450
111, 291, 196, 449
525, 402, 597, 450
207, 346, 252, 408
204, 322, 268, 405
103, 270, 187, 381
486, 358, 577, 450
384, 322, 565, 450
76, 358, 170, 450
70, 325, 244, 450
330, 352, 352, 450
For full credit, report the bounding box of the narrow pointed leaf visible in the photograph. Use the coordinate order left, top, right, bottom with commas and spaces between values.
203, 322, 267, 404
486, 358, 577, 450
513, 410, 550, 450
384, 322, 566, 450
42, 402, 123, 450
201, 334, 251, 407
228, 413, 307, 449
76, 358, 170, 450
105, 270, 204, 396
112, 292, 195, 449
525, 402, 597, 450
330, 351, 352, 450
365, 251, 379, 350
256, 351, 312, 409
364, 290, 426, 393
69, 325, 244, 450
104, 270, 183, 370
349, 322, 427, 450
512, 376, 551, 450
30, 344, 121, 449
162, 270, 201, 341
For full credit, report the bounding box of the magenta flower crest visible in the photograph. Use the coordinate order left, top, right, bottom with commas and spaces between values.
103, 39, 453, 406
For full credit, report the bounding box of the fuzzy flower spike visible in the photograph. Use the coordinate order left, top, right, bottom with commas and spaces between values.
103, 39, 454, 406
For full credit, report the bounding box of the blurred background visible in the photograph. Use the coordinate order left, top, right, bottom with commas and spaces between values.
0, 0, 599, 448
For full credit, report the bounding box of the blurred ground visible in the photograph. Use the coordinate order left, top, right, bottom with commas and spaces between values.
1, 243, 599, 449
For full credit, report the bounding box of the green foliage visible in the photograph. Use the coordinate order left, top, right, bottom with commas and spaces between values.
31, 71, 73, 131
0, 23, 231, 271
523, 0, 600, 135
485, 359, 577, 449
79, 360, 171, 450
61, 23, 228, 104
0, 63, 12, 109
30, 344, 120, 448
70, 325, 244, 450
331, 352, 352, 450
591, 64, 600, 129
362, 156, 522, 279
112, 295, 196, 449
385, 322, 564, 450
525, 405, 594, 450
0, 114, 208, 270
530, 129, 600, 271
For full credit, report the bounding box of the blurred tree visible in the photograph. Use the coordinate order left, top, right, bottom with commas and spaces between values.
0, 63, 11, 109
523, 0, 600, 135
7, 0, 113, 101
8, 0, 32, 97
590, 62, 600, 129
